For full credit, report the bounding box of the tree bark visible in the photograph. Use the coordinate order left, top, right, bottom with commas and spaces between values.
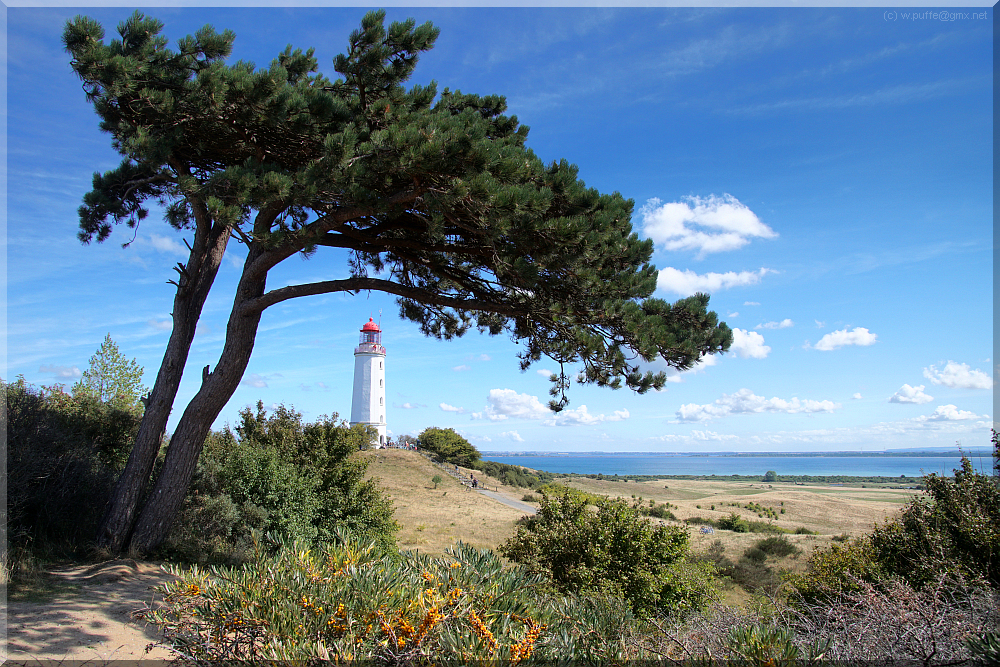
126, 248, 267, 555
96, 220, 230, 553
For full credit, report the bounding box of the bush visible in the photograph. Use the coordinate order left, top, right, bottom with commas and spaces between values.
754, 535, 799, 558
868, 456, 1000, 588
717, 512, 750, 533
149, 535, 642, 663
162, 402, 397, 563
646, 504, 677, 520
500, 494, 717, 617
474, 460, 555, 489
417, 427, 480, 467
6, 378, 141, 563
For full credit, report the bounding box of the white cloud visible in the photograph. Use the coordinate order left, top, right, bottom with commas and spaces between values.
472, 389, 549, 421
815, 320, 826, 328
744, 301, 760, 306
888, 384, 933, 404
922, 361, 992, 389
498, 430, 525, 442
690, 430, 740, 441
471, 389, 629, 426
148, 319, 172, 331
756, 319, 793, 330
676, 388, 840, 422
813, 327, 877, 351
657, 267, 775, 296
731, 328, 770, 359
440, 403, 466, 414
914, 404, 988, 422
543, 405, 630, 426
241, 373, 268, 388
395, 402, 425, 409
39, 364, 81, 379
145, 234, 188, 256
536, 368, 555, 378
728, 311, 739, 318
452, 364, 471, 372
640, 194, 776, 258
852, 393, 863, 399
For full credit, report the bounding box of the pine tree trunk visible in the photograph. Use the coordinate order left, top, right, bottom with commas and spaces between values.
127, 254, 267, 555
96, 223, 230, 554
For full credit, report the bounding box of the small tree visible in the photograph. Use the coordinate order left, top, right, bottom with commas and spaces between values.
418, 427, 480, 468
72, 333, 148, 413
762, 470, 778, 483
431, 474, 443, 489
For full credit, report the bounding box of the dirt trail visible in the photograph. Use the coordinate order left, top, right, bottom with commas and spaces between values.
5, 560, 179, 663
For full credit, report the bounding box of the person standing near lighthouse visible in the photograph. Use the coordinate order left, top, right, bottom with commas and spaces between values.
350, 317, 387, 447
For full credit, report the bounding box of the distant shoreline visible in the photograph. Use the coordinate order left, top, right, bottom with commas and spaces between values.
481, 449, 991, 458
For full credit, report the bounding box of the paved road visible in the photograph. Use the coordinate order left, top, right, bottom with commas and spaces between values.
476, 489, 537, 515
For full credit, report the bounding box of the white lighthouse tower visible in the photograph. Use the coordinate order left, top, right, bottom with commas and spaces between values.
350, 317, 387, 446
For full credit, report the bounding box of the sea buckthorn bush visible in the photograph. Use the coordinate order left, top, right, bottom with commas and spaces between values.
149, 533, 641, 663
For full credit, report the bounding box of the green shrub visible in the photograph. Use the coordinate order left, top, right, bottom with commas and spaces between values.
754, 535, 799, 558
785, 536, 885, 605
500, 494, 717, 617
868, 457, 1000, 588
162, 402, 397, 563
717, 512, 750, 533
646, 504, 677, 520
418, 427, 480, 467
474, 460, 555, 489
6, 378, 140, 562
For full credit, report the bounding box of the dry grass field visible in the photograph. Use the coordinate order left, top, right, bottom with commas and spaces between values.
364, 449, 922, 598
364, 450, 917, 550
361, 449, 529, 556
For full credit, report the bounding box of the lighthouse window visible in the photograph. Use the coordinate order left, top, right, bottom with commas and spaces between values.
380, 361, 383, 369
380, 379, 383, 387
380, 397, 383, 405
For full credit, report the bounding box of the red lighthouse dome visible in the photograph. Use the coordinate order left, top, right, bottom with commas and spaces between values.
361, 317, 380, 332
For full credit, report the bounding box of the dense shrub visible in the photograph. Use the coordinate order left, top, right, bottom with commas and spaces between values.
789, 456, 1000, 602
717, 512, 750, 533
6, 378, 141, 562
473, 460, 555, 489
754, 535, 799, 558
500, 494, 717, 617
536, 482, 606, 506
418, 427, 480, 467
149, 535, 642, 663
162, 402, 396, 563
868, 456, 1000, 588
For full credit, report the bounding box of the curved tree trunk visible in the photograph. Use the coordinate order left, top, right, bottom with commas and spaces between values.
127, 251, 267, 555
96, 221, 230, 553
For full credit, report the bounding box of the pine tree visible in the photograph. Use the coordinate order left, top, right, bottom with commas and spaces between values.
64, 11, 732, 554
72, 333, 148, 413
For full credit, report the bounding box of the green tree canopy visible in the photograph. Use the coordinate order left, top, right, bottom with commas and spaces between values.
418, 427, 480, 468
72, 333, 148, 413
64, 10, 732, 555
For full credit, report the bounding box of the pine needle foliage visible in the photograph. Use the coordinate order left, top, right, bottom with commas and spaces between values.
63, 10, 732, 412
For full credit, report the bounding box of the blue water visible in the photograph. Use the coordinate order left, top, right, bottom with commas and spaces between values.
480, 453, 992, 478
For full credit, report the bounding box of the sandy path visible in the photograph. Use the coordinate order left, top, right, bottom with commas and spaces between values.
5, 559, 180, 664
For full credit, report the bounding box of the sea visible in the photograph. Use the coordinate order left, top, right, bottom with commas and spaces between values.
479, 451, 995, 478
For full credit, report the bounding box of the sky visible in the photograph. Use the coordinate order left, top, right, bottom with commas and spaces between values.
5, 4, 995, 453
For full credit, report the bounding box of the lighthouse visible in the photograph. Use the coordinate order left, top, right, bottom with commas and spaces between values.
350, 317, 387, 447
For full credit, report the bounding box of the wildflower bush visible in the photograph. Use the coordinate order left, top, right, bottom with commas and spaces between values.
500, 494, 717, 617
149, 534, 641, 662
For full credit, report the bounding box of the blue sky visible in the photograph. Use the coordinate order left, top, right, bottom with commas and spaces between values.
5, 5, 994, 453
